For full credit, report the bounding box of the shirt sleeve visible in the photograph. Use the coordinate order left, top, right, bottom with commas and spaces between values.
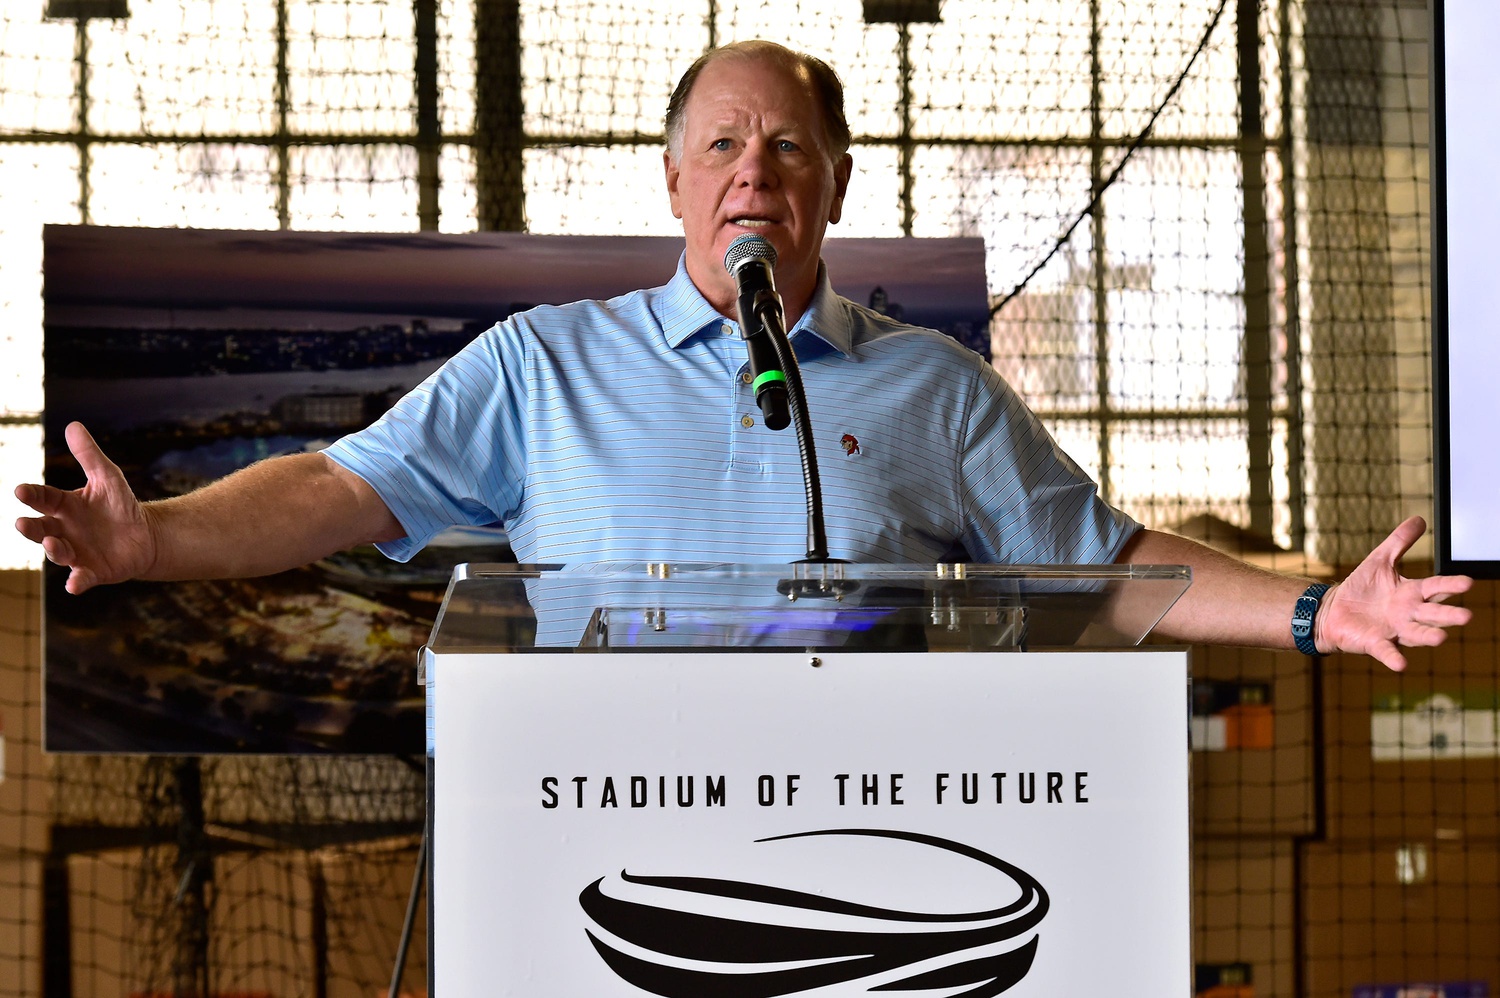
957, 360, 1140, 565
322, 319, 530, 562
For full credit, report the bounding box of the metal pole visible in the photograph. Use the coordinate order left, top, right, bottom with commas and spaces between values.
388, 831, 428, 998
475, 0, 526, 231
414, 0, 441, 231
275, 0, 291, 229
1279, 0, 1308, 550
74, 18, 91, 224
1240, 0, 1276, 541
172, 758, 211, 998
898, 22, 915, 237
1089, 0, 1113, 502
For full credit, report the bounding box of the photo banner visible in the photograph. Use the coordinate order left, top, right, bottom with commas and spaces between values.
41, 227, 989, 753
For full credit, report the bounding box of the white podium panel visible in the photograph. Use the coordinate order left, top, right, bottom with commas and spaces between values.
434, 649, 1190, 996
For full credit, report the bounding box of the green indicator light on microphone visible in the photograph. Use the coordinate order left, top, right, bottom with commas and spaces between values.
753, 370, 788, 394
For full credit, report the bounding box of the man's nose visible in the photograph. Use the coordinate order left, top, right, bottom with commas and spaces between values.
734, 140, 779, 188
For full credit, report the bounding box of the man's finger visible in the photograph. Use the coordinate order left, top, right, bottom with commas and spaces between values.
13, 483, 63, 516
1420, 574, 1474, 600
1411, 603, 1472, 629
1367, 515, 1427, 565
64, 421, 117, 483
41, 534, 76, 567
1370, 640, 1407, 673
14, 516, 42, 544
14, 513, 65, 545
65, 567, 98, 596
1397, 620, 1454, 646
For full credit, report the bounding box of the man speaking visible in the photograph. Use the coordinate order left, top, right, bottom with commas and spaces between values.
12, 41, 1472, 669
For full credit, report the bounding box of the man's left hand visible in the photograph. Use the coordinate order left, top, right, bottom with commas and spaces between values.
1315, 516, 1474, 671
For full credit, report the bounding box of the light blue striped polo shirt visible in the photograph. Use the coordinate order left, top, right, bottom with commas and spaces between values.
323, 256, 1139, 566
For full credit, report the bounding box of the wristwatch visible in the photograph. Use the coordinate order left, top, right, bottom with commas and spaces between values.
1292, 582, 1330, 656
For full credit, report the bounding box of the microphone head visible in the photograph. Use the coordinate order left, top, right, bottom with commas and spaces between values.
723, 233, 777, 276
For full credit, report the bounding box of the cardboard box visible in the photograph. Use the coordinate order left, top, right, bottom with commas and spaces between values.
1196, 960, 1255, 997
0, 570, 48, 857
1351, 984, 1489, 998
65, 843, 425, 998
68, 847, 319, 997
1195, 839, 1296, 998
1189, 645, 1316, 837
1302, 840, 1500, 997
1322, 578, 1500, 843
0, 854, 42, 996
316, 844, 426, 998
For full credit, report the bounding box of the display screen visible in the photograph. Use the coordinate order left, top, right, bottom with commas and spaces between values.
1433, 0, 1500, 576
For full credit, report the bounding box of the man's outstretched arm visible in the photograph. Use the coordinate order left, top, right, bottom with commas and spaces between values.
13, 421, 405, 595
1119, 517, 1473, 672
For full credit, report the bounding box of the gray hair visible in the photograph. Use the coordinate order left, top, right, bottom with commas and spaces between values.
664, 41, 851, 159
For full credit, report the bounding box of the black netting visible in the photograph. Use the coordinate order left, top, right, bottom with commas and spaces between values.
1, 1, 1496, 995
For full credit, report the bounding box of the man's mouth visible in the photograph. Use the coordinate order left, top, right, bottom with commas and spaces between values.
730, 217, 775, 228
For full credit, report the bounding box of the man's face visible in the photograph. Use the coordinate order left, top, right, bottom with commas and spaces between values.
664, 55, 853, 318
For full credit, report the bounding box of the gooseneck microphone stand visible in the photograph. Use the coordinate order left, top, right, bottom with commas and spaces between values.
723, 234, 837, 565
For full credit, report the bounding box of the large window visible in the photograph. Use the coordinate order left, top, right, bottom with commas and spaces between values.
0, 0, 1304, 566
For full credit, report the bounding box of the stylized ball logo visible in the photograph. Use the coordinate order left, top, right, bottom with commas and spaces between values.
580, 828, 1049, 997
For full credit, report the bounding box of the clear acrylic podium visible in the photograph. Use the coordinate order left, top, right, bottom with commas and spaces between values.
420, 562, 1193, 996
420, 561, 1193, 656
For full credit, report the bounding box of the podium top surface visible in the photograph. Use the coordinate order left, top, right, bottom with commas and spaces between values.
424, 562, 1191, 653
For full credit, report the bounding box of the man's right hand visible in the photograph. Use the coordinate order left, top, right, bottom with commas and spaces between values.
13, 421, 158, 594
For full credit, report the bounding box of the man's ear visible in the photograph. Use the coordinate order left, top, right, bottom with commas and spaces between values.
829, 152, 853, 225
664, 149, 684, 220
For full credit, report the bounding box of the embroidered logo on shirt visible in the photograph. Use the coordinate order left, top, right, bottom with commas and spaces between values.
839, 433, 861, 456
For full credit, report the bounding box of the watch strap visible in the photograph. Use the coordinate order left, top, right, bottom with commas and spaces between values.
1292, 582, 1330, 656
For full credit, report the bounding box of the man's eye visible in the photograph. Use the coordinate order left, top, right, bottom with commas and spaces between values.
712, 138, 734, 151
777, 140, 799, 152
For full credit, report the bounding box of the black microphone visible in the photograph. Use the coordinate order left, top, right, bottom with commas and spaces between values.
723, 234, 791, 431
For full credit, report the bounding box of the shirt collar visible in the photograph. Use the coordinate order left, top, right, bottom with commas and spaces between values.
657, 254, 854, 358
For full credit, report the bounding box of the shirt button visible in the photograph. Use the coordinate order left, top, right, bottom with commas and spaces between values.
740, 415, 755, 428
740, 372, 753, 384
721, 322, 735, 336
